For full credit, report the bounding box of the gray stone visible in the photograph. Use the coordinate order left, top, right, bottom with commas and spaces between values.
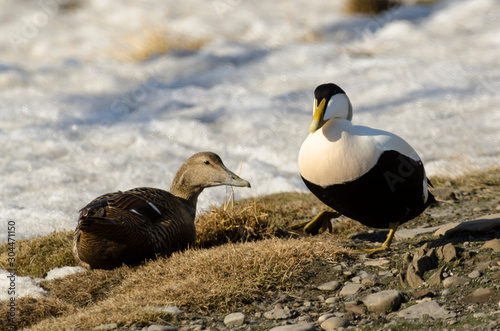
434, 214, 500, 237
320, 317, 350, 329
339, 282, 364, 297
94, 324, 118, 331
345, 303, 366, 315
224, 312, 245, 327
325, 296, 339, 304
398, 300, 456, 319
482, 238, 500, 252
362, 290, 402, 313
442, 243, 458, 262
269, 323, 316, 331
468, 270, 481, 279
364, 259, 390, 267
427, 266, 445, 286
443, 276, 469, 289
464, 287, 496, 303
317, 313, 335, 323
147, 325, 177, 331
394, 226, 441, 241
406, 265, 424, 288
264, 307, 292, 320
317, 280, 341, 291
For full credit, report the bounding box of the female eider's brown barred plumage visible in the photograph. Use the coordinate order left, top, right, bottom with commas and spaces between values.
73, 152, 250, 269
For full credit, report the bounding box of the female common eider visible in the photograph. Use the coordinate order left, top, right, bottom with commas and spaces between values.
73, 152, 251, 269
297, 83, 435, 252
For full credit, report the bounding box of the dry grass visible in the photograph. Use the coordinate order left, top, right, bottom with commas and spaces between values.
113, 25, 208, 61
25, 237, 350, 330
0, 231, 77, 278
344, 0, 399, 14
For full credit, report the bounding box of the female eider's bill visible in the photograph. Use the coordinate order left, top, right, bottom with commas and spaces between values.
297, 83, 435, 253
73, 152, 251, 269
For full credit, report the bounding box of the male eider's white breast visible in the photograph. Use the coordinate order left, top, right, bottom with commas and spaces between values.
298, 119, 421, 187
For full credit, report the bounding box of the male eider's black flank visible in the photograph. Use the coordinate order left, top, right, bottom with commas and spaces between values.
297, 83, 435, 252
73, 152, 251, 269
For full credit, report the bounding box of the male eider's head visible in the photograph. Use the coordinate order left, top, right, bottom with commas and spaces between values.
309, 83, 353, 133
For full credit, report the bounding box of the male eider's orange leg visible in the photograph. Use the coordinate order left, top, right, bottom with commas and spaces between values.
290, 210, 341, 235
357, 222, 399, 255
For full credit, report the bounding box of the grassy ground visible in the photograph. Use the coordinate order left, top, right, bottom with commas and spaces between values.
0, 167, 499, 330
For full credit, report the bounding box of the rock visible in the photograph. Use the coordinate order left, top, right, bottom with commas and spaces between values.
413, 255, 435, 275
398, 300, 456, 319
362, 290, 401, 313
317, 280, 341, 291
269, 323, 315, 331
434, 214, 500, 237
339, 282, 364, 297
412, 289, 435, 299
394, 226, 441, 241
345, 303, 366, 315
468, 270, 481, 279
317, 313, 335, 323
94, 324, 118, 331
264, 307, 292, 320
464, 287, 496, 303
406, 265, 424, 288
364, 259, 390, 267
224, 312, 245, 327
442, 243, 458, 262
325, 297, 339, 304
427, 266, 446, 286
482, 239, 500, 252
361, 277, 376, 287
147, 326, 177, 331
443, 276, 469, 289
320, 317, 350, 329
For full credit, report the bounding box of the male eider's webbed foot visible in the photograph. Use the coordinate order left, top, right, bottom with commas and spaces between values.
354, 222, 399, 256
290, 210, 341, 235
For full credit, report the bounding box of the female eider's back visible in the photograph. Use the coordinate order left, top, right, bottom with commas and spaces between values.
73, 152, 251, 269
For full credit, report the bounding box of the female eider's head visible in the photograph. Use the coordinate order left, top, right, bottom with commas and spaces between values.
309, 83, 353, 133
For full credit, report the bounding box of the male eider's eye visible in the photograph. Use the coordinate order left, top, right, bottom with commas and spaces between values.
204, 160, 210, 165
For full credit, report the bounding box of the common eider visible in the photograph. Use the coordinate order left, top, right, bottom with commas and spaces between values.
73, 152, 251, 269
297, 83, 435, 252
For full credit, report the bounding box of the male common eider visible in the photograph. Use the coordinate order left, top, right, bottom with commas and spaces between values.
297, 83, 435, 252
73, 152, 251, 269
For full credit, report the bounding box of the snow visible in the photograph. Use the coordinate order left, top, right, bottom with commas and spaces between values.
0, 0, 499, 246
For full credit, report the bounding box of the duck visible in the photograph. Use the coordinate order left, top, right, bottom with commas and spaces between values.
73, 152, 251, 269
297, 83, 435, 253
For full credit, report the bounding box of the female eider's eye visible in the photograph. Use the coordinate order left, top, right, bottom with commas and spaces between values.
204, 160, 210, 165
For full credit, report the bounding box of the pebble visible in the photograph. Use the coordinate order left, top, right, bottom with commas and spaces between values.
482, 238, 500, 252
320, 317, 350, 329
398, 300, 456, 319
427, 266, 445, 286
325, 297, 339, 304
339, 282, 364, 297
264, 307, 292, 320
464, 287, 496, 303
345, 303, 366, 315
364, 259, 390, 267
269, 323, 316, 331
443, 276, 469, 289
468, 270, 481, 279
406, 265, 424, 288
362, 290, 401, 313
442, 243, 458, 262
317, 280, 341, 291
147, 326, 177, 331
94, 324, 118, 330
224, 312, 245, 327
317, 313, 335, 323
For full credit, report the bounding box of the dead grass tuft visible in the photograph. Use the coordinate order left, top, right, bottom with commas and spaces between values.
0, 231, 77, 278
344, 0, 399, 15
29, 237, 351, 330
113, 25, 208, 61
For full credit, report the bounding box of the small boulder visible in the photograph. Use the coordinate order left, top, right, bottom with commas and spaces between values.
320, 317, 350, 329
362, 290, 401, 313
224, 312, 245, 327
